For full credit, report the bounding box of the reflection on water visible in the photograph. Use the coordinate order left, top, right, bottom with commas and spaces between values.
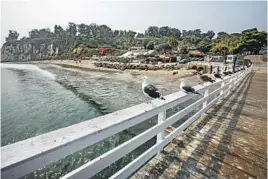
1, 63, 200, 178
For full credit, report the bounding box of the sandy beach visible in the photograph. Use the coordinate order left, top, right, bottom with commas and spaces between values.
27, 60, 197, 79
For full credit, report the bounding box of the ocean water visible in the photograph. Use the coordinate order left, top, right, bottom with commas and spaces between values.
1, 63, 201, 178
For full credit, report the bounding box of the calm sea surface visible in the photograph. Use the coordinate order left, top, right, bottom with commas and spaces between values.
1, 63, 201, 178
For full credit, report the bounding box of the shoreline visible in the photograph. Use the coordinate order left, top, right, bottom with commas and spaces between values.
22, 60, 197, 78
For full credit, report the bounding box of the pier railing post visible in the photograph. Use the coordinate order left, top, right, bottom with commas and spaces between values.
232, 76, 237, 87
225, 78, 233, 98
233, 74, 239, 88
157, 111, 166, 151
220, 81, 225, 96
202, 88, 209, 109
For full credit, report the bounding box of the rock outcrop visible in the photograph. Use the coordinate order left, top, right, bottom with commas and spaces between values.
1, 38, 67, 62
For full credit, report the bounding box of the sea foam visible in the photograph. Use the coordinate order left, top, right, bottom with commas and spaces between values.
1, 63, 56, 80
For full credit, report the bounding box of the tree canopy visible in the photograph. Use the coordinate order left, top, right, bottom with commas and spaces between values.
5, 30, 19, 41
4, 23, 267, 56
211, 28, 267, 55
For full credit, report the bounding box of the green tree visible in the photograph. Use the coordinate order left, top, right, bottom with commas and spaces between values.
54, 25, 64, 38
113, 30, 120, 37
197, 37, 212, 53
210, 42, 229, 55
29, 29, 39, 39
136, 33, 144, 38
146, 26, 159, 37
193, 29, 202, 37
206, 30, 215, 39
5, 30, 19, 41
159, 26, 170, 37
259, 31, 267, 46
156, 43, 172, 53
228, 33, 242, 53
66, 22, 77, 36
89, 23, 99, 37
126, 31, 135, 47
78, 23, 89, 37
240, 28, 267, 54
217, 32, 229, 39
182, 30, 187, 36
29, 28, 52, 39
211, 32, 242, 55
143, 38, 151, 49
168, 34, 178, 50
99, 25, 113, 38
169, 28, 181, 39
146, 40, 154, 50
20, 36, 28, 41
86, 38, 99, 48
180, 46, 188, 54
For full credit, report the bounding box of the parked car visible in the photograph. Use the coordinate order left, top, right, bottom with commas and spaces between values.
235, 65, 241, 71
179, 58, 188, 64
259, 47, 267, 54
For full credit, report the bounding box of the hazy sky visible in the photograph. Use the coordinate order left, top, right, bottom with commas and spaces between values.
1, 0, 267, 45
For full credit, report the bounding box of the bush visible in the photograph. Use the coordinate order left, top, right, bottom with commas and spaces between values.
146, 41, 154, 50
170, 56, 177, 62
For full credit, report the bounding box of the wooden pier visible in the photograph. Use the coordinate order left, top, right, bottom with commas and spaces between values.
1, 67, 258, 179
131, 69, 267, 179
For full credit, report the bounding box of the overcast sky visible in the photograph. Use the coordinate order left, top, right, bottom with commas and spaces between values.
1, 0, 267, 45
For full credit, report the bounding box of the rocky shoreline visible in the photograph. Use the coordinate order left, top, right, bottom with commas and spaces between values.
93, 61, 204, 72
93, 62, 180, 71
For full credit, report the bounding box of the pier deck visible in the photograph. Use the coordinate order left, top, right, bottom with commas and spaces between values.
131, 69, 267, 179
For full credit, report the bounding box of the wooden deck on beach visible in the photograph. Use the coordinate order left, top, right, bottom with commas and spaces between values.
131, 69, 267, 179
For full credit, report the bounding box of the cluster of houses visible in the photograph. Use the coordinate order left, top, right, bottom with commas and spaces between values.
95, 45, 251, 71
119, 46, 243, 66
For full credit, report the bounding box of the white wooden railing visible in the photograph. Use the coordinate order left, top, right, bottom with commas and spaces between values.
1, 67, 252, 179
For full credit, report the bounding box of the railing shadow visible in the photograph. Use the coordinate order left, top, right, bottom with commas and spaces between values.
141, 72, 254, 178
175, 72, 254, 178
202, 72, 255, 178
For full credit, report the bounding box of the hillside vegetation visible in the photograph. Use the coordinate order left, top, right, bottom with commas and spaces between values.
2, 23, 267, 61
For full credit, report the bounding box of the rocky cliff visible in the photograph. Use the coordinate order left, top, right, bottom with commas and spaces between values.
1, 38, 69, 62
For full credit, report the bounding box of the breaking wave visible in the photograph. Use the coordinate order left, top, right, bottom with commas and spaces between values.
1, 63, 56, 80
